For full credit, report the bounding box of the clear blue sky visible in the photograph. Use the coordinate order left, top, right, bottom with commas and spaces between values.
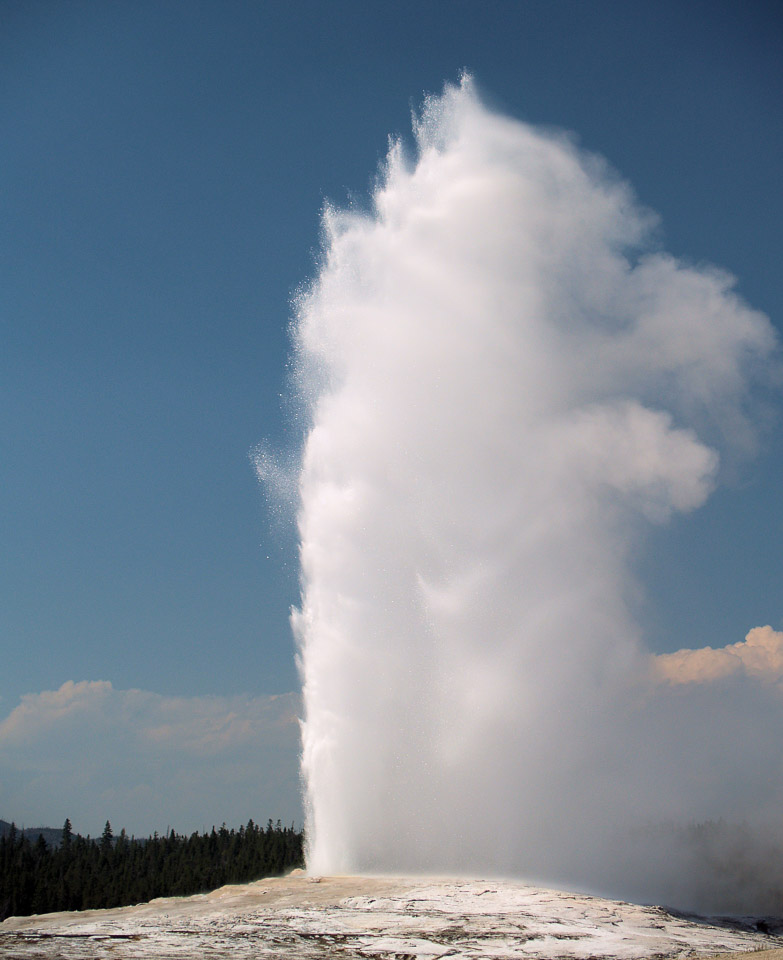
1, 0, 781, 834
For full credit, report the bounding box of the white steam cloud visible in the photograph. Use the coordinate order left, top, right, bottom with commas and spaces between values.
284, 77, 778, 911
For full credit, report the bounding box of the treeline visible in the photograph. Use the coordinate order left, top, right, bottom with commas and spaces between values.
0, 818, 303, 920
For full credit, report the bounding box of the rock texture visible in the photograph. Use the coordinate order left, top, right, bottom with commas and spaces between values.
2, 874, 781, 959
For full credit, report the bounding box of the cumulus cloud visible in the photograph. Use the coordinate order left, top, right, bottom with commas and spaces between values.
0, 680, 113, 743
0, 681, 302, 836
653, 625, 783, 686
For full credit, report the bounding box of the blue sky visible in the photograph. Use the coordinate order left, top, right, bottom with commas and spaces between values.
2, 0, 781, 835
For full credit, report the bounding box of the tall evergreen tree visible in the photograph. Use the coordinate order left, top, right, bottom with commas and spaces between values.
100, 821, 113, 853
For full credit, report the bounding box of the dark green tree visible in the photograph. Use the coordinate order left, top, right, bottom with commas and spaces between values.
0, 817, 303, 920
100, 820, 113, 853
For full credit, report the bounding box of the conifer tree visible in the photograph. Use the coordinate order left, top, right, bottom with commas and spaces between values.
100, 821, 113, 853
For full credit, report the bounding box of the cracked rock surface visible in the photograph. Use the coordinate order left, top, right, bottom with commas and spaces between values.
2, 874, 781, 959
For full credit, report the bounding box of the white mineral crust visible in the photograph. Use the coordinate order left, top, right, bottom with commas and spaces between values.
2, 874, 781, 959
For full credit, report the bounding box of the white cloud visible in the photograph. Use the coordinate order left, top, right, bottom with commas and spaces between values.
0, 680, 113, 743
653, 626, 783, 686
0, 681, 302, 836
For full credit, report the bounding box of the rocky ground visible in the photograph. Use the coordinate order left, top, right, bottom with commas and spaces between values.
2, 873, 782, 959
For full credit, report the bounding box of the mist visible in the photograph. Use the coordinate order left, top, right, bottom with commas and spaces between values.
283, 76, 779, 912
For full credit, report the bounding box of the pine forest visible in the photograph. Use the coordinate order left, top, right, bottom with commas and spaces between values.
0, 818, 304, 920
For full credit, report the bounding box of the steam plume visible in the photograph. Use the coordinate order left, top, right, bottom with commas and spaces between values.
286, 77, 778, 910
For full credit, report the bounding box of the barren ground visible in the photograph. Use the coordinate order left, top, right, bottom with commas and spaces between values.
2, 873, 782, 959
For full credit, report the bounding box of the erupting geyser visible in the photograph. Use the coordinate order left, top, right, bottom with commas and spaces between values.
276, 76, 778, 909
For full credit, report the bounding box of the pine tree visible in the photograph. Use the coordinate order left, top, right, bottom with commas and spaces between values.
100, 821, 113, 853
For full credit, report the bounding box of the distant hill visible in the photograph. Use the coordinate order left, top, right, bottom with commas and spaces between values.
0, 819, 61, 848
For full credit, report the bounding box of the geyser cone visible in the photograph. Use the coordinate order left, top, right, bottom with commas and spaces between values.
288, 76, 777, 905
